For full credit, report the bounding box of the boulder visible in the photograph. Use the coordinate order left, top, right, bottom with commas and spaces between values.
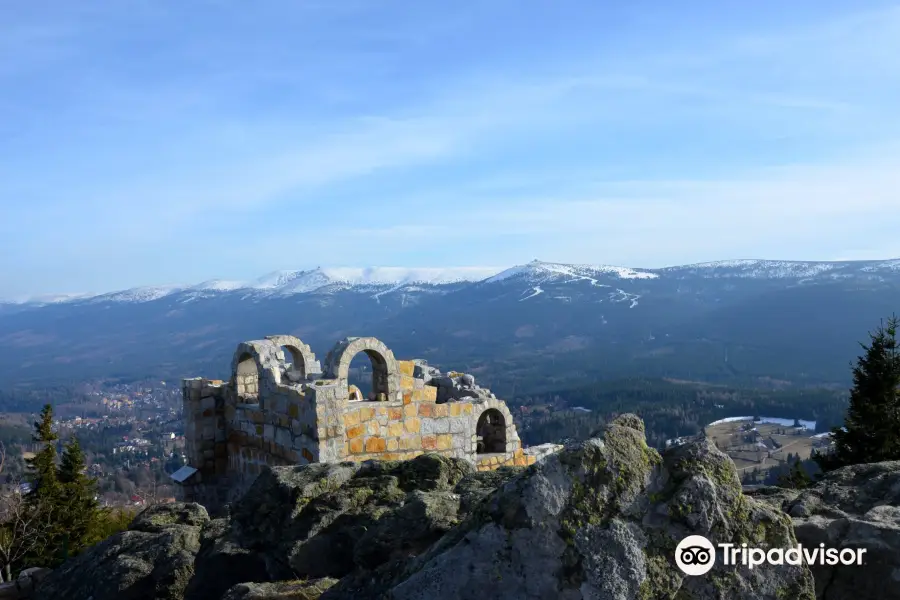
750, 460, 900, 600
325, 415, 814, 599
220, 579, 338, 600
14, 567, 51, 599
36, 415, 820, 600
353, 490, 461, 569
182, 518, 271, 600
130, 502, 210, 533
452, 466, 524, 515
34, 524, 202, 600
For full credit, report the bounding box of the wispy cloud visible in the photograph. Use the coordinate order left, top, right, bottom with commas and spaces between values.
1, 1, 899, 295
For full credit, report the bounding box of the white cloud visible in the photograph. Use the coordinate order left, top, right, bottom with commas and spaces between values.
3, 3, 900, 296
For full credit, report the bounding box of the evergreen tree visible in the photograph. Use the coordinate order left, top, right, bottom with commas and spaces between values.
817, 316, 900, 471
22, 404, 61, 567
25, 404, 59, 502
778, 460, 812, 489
58, 436, 99, 557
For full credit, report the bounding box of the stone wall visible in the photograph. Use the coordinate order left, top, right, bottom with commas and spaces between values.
181, 377, 231, 508
177, 335, 549, 512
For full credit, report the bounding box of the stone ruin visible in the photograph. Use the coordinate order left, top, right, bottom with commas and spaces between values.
175, 335, 560, 512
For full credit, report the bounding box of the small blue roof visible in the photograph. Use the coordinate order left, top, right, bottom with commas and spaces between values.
170, 465, 198, 484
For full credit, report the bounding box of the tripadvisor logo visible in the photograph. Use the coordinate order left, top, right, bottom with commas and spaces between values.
675, 536, 716, 575
675, 535, 866, 576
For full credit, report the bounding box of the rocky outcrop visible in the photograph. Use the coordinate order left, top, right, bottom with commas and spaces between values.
750, 460, 900, 600
0, 567, 52, 600
34, 503, 209, 600
358, 414, 813, 600
36, 415, 816, 600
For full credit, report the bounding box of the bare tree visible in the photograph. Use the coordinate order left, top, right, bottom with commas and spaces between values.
133, 477, 171, 507
0, 443, 56, 582
0, 481, 56, 582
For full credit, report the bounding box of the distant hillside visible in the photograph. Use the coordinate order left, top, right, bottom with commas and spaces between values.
1, 258, 897, 390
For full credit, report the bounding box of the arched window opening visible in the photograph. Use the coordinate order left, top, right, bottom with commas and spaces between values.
280, 345, 306, 380
476, 409, 507, 454
347, 350, 389, 401
236, 353, 259, 400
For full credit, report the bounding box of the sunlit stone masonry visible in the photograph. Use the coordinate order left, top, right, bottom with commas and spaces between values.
173, 335, 561, 512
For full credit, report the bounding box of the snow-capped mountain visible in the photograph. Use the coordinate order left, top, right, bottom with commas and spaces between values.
2, 257, 897, 388
8, 259, 899, 306
8, 266, 506, 305
658, 259, 900, 280
484, 260, 658, 284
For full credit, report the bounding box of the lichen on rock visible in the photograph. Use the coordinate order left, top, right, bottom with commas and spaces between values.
749, 460, 900, 600
36, 414, 818, 600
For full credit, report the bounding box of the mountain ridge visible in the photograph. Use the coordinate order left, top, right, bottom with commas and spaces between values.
2, 256, 898, 387
6, 258, 899, 306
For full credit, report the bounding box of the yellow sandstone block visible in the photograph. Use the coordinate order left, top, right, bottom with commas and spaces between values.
403, 403, 417, 418
344, 412, 360, 427
387, 438, 399, 451
360, 407, 375, 422
436, 434, 453, 451
365, 437, 387, 453
433, 404, 449, 418
449, 404, 462, 417
404, 418, 421, 434
389, 407, 403, 420
346, 425, 365, 439
418, 404, 433, 417
398, 361, 415, 377
388, 422, 404, 437
400, 375, 415, 391
462, 404, 473, 415
422, 435, 437, 450
349, 438, 364, 454
399, 436, 418, 451
375, 406, 388, 418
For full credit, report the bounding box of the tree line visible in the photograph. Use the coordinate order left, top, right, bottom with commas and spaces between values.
510, 379, 849, 449
0, 405, 132, 581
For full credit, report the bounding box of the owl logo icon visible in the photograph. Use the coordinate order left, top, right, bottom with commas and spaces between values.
675, 535, 716, 575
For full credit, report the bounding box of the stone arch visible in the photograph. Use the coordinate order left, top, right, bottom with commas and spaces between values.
235, 352, 259, 399
265, 335, 321, 380
476, 408, 507, 454
324, 337, 400, 402
230, 340, 282, 402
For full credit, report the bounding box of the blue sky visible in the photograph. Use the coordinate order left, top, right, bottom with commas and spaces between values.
2, 1, 900, 297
